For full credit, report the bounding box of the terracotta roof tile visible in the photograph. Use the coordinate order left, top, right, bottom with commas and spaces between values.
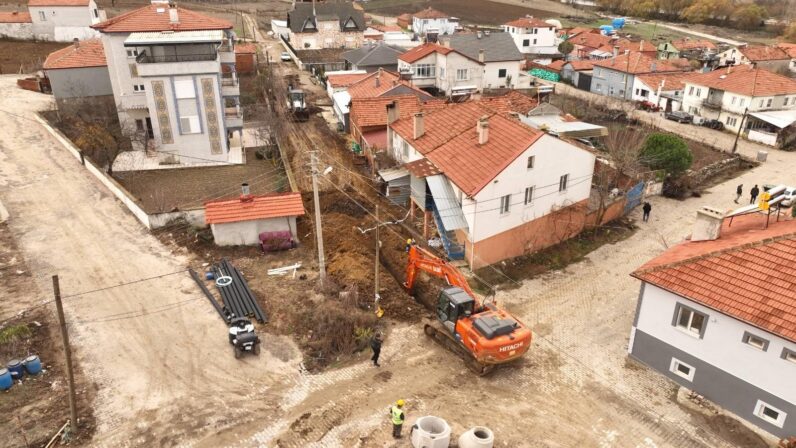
633, 215, 796, 342
0, 11, 31, 23
347, 70, 430, 99
740, 45, 789, 62
404, 158, 441, 178
327, 72, 369, 88
570, 32, 614, 51
671, 39, 716, 51
204, 192, 304, 225
350, 95, 444, 129
93, 4, 232, 33
592, 52, 683, 74
398, 42, 456, 63
413, 7, 449, 19
564, 60, 595, 71
546, 60, 565, 72
685, 65, 796, 97
29, 0, 88, 5
43, 39, 106, 70
504, 17, 552, 28
477, 90, 539, 115
777, 43, 796, 58
234, 43, 256, 54
636, 72, 697, 92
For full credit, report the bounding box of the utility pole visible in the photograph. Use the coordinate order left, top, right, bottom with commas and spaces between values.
310, 152, 326, 282
731, 107, 748, 154
52, 275, 78, 432
374, 204, 380, 298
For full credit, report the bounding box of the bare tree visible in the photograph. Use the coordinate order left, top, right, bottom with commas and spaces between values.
591, 124, 648, 225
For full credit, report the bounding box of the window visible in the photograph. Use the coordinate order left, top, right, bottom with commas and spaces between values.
402, 140, 408, 158
782, 348, 796, 364
93, 8, 98, 18
439, 67, 445, 78
558, 174, 568, 192
526, 155, 535, 169
498, 68, 507, 78
673, 303, 708, 338
522, 39, 529, 47
126, 49, 138, 57
135, 119, 144, 132
742, 332, 769, 351
739, 98, 745, 107
500, 195, 511, 214
533, 38, 537, 45
524, 186, 534, 205
532, 28, 538, 35
596, 68, 602, 77
38, 11, 45, 21
766, 98, 772, 107
688, 86, 694, 95
179, 116, 201, 134
696, 88, 701, 96
129, 63, 138, 77
731, 96, 737, 105
754, 400, 787, 428
726, 116, 737, 127
669, 358, 695, 381
759, 99, 764, 107
133, 84, 145, 92
786, 98, 790, 106
174, 79, 196, 99
456, 68, 469, 81
595, 82, 602, 92
414, 64, 435, 78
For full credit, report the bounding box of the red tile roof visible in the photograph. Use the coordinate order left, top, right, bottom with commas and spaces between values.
607, 39, 657, 56
504, 17, 551, 29
570, 32, 614, 51
685, 65, 796, 97
477, 90, 539, 115
546, 60, 565, 72
362, 129, 387, 149
350, 95, 445, 129
347, 69, 430, 99
0, 11, 31, 23
632, 215, 796, 343
776, 43, 796, 59
636, 72, 698, 92
413, 7, 448, 19
592, 52, 683, 74
564, 60, 595, 71
93, 4, 232, 33
29, 0, 88, 5
740, 45, 790, 62
327, 72, 370, 88
204, 192, 304, 225
43, 39, 107, 70
398, 42, 455, 63
235, 43, 256, 54
565, 27, 599, 37
671, 38, 716, 51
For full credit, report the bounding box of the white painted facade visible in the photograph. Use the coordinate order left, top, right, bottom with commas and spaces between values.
631, 283, 796, 405
412, 16, 456, 36
482, 60, 523, 89
0, 22, 34, 39
29, 0, 103, 41
397, 51, 484, 95
502, 23, 558, 55
388, 131, 595, 243
211, 216, 297, 246
631, 77, 684, 109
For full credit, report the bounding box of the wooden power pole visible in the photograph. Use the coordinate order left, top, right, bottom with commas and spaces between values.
52, 275, 78, 431
310, 152, 326, 282
374, 205, 380, 297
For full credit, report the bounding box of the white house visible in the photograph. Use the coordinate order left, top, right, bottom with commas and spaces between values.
718, 45, 791, 73
440, 31, 525, 90
388, 100, 595, 267
629, 211, 796, 439
776, 43, 796, 74
411, 7, 457, 36
681, 66, 796, 145
93, 0, 244, 168
502, 16, 558, 58
397, 42, 484, 97
29, 0, 104, 41
631, 72, 694, 112
204, 189, 304, 246
286, 2, 365, 50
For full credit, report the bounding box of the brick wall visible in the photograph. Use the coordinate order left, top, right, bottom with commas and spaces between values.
236, 53, 255, 74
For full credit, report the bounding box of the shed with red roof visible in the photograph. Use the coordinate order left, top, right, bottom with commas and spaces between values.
205, 190, 305, 246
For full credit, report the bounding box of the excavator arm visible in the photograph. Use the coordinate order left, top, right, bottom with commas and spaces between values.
404, 245, 478, 302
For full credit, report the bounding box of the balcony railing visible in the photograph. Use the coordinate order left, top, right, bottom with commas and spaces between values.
136, 52, 217, 64
221, 73, 238, 86
224, 106, 242, 118
702, 97, 723, 109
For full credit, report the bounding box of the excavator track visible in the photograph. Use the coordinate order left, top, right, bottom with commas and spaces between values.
424, 320, 495, 376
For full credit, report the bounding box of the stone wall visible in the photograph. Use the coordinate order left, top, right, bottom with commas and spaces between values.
290, 29, 363, 50
0, 22, 33, 40
684, 156, 745, 186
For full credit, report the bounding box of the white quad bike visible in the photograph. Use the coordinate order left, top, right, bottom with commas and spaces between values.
228, 317, 261, 359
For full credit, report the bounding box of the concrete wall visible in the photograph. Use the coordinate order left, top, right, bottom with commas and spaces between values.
47, 66, 112, 99
211, 216, 297, 246
0, 22, 33, 40
30, 1, 100, 41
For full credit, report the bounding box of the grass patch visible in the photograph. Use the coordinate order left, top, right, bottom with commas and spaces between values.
0, 323, 32, 345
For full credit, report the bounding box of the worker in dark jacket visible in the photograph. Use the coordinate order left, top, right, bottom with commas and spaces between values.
390, 400, 405, 438
735, 184, 743, 204
642, 202, 652, 222
750, 185, 760, 204
370, 332, 383, 367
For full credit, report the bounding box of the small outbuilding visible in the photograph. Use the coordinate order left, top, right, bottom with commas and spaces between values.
204, 187, 304, 247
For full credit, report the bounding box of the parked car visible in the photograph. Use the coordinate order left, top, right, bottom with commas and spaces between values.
700, 119, 724, 130
665, 111, 693, 123
782, 187, 796, 207
280, 52, 291, 62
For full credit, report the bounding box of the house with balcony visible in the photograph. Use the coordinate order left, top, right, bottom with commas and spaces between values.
286, 2, 365, 50
629, 211, 796, 439
681, 66, 796, 147
92, 0, 243, 167
590, 52, 683, 100
397, 42, 484, 97
439, 31, 526, 90
501, 16, 558, 61
387, 100, 595, 268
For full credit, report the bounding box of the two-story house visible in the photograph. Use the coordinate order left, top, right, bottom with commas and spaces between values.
590, 52, 683, 100
411, 7, 457, 37
629, 211, 796, 439
27, 0, 104, 41
93, 0, 243, 167
718, 45, 791, 73
566, 31, 614, 60
658, 38, 717, 60
501, 16, 558, 60
631, 72, 695, 112
680, 66, 796, 145
287, 2, 365, 50
397, 42, 484, 97
387, 100, 595, 268
440, 32, 524, 90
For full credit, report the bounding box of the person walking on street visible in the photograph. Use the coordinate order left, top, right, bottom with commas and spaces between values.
370, 332, 383, 367
750, 185, 760, 204
735, 184, 743, 204
390, 400, 406, 438
642, 202, 652, 222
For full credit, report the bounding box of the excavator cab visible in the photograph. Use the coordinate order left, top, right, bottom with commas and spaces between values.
437, 287, 474, 334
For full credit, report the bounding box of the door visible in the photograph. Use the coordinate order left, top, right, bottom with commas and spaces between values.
577, 73, 592, 91
145, 117, 154, 139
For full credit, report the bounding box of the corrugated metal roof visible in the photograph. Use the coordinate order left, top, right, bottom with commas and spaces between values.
748, 110, 796, 129
125, 30, 224, 45
378, 167, 409, 182
523, 115, 607, 138
426, 175, 468, 231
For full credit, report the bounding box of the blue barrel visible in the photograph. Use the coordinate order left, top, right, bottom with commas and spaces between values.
205, 271, 215, 281
7, 359, 24, 380
23, 355, 42, 375
0, 368, 12, 390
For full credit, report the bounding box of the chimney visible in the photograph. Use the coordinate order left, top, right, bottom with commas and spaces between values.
477, 31, 483, 39
640, 40, 644, 52
375, 76, 380, 87
73, 38, 79, 49
413, 112, 424, 139
477, 115, 489, 145
613, 45, 618, 58
386, 101, 399, 125
478, 49, 485, 63
168, 1, 178, 24
691, 206, 724, 242
240, 183, 253, 202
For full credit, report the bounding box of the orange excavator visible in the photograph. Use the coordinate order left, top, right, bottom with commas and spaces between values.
405, 245, 532, 375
